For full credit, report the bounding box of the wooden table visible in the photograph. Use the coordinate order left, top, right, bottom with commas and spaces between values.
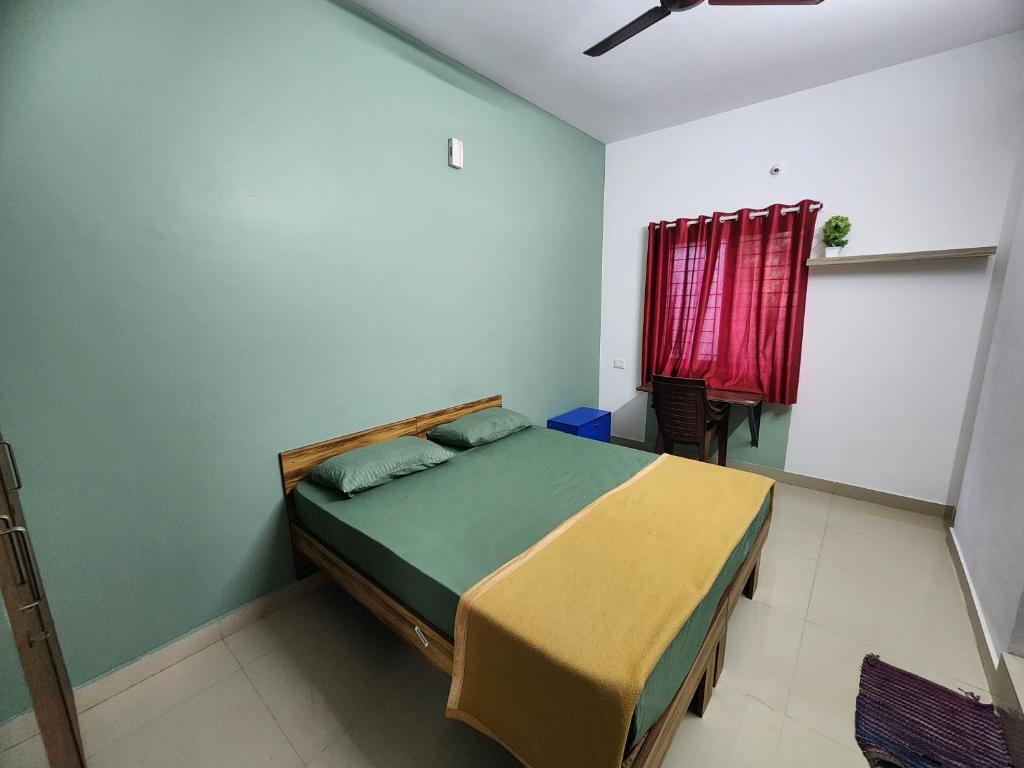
636, 383, 765, 448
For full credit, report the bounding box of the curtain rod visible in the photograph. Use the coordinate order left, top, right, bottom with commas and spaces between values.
660, 203, 823, 227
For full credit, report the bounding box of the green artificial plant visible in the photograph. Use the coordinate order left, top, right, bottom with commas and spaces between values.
823, 215, 852, 248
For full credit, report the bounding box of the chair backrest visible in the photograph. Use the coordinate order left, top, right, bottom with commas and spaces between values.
651, 375, 708, 445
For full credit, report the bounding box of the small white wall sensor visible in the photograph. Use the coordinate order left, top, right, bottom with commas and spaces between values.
769, 164, 783, 176
448, 138, 464, 170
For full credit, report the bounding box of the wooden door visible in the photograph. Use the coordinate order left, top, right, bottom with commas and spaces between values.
0, 435, 86, 767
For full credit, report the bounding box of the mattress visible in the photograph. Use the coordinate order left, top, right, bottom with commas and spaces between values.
294, 426, 769, 751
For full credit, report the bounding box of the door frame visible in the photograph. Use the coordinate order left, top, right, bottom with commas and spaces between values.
0, 435, 87, 767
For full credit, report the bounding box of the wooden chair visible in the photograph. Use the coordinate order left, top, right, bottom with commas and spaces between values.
651, 376, 730, 466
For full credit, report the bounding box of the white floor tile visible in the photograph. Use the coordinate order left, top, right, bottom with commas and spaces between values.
786, 622, 871, 751
0, 736, 46, 768
821, 515, 952, 591
827, 495, 946, 543
81, 641, 240, 756
773, 484, 833, 513
717, 599, 804, 712
663, 682, 783, 768
87, 671, 301, 768
754, 547, 818, 619
806, 559, 919, 655
898, 592, 989, 691
236, 587, 425, 762
807, 557, 988, 691
765, 487, 830, 560
0, 713, 39, 754
774, 717, 865, 768
788, 621, 990, 758
308, 668, 516, 768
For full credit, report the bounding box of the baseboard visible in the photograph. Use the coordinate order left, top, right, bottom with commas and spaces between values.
726, 461, 835, 495
946, 528, 1000, 688
610, 436, 954, 520
0, 571, 329, 751
993, 653, 1024, 766
730, 461, 955, 520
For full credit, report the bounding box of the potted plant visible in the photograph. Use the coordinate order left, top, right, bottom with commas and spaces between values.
823, 215, 851, 258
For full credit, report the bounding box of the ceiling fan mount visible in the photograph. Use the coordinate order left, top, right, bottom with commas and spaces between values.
584, 0, 824, 58
661, 0, 705, 11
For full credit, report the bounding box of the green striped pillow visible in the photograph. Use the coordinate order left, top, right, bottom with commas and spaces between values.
428, 407, 532, 448
310, 436, 455, 496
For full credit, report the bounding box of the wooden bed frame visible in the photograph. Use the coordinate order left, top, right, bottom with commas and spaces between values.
278, 394, 772, 768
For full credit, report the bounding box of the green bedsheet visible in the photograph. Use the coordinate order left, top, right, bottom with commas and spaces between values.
295, 426, 769, 752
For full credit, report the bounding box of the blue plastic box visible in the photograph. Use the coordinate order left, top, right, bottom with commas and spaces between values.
546, 407, 612, 443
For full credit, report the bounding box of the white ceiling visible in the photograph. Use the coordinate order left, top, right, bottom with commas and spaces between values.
352, 0, 1024, 142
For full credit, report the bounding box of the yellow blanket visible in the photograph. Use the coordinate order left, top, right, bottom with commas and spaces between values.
446, 454, 774, 768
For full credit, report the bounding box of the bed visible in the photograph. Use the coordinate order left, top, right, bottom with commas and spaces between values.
278, 395, 773, 768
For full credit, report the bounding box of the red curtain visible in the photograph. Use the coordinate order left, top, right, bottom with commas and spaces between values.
641, 200, 820, 405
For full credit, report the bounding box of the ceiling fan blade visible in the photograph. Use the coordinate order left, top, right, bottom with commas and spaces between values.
707, 0, 823, 4
584, 6, 672, 57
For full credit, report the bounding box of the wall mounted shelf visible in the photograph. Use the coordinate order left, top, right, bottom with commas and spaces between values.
807, 246, 996, 268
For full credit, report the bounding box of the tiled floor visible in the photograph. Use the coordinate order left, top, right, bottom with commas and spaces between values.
0, 484, 987, 768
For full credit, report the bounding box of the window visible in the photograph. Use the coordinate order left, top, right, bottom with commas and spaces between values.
642, 202, 818, 405
666, 241, 726, 363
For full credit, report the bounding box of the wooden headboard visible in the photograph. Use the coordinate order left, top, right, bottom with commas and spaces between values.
278, 394, 502, 499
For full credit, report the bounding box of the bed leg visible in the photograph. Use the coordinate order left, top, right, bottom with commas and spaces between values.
689, 661, 714, 717
290, 540, 318, 580
713, 624, 727, 686
742, 557, 760, 600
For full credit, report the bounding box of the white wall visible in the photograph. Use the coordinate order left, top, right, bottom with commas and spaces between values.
600, 33, 1024, 503
954, 160, 1024, 662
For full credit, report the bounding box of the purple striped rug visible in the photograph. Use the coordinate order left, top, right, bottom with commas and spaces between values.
855, 654, 1014, 768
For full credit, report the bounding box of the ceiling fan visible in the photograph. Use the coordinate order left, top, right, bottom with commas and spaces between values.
584, 0, 824, 57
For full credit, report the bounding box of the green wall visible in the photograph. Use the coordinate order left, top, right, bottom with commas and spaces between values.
0, 0, 604, 721
0, 613, 28, 723
720, 405, 792, 470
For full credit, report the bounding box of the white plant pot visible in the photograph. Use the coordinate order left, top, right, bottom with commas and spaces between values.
825, 246, 843, 258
